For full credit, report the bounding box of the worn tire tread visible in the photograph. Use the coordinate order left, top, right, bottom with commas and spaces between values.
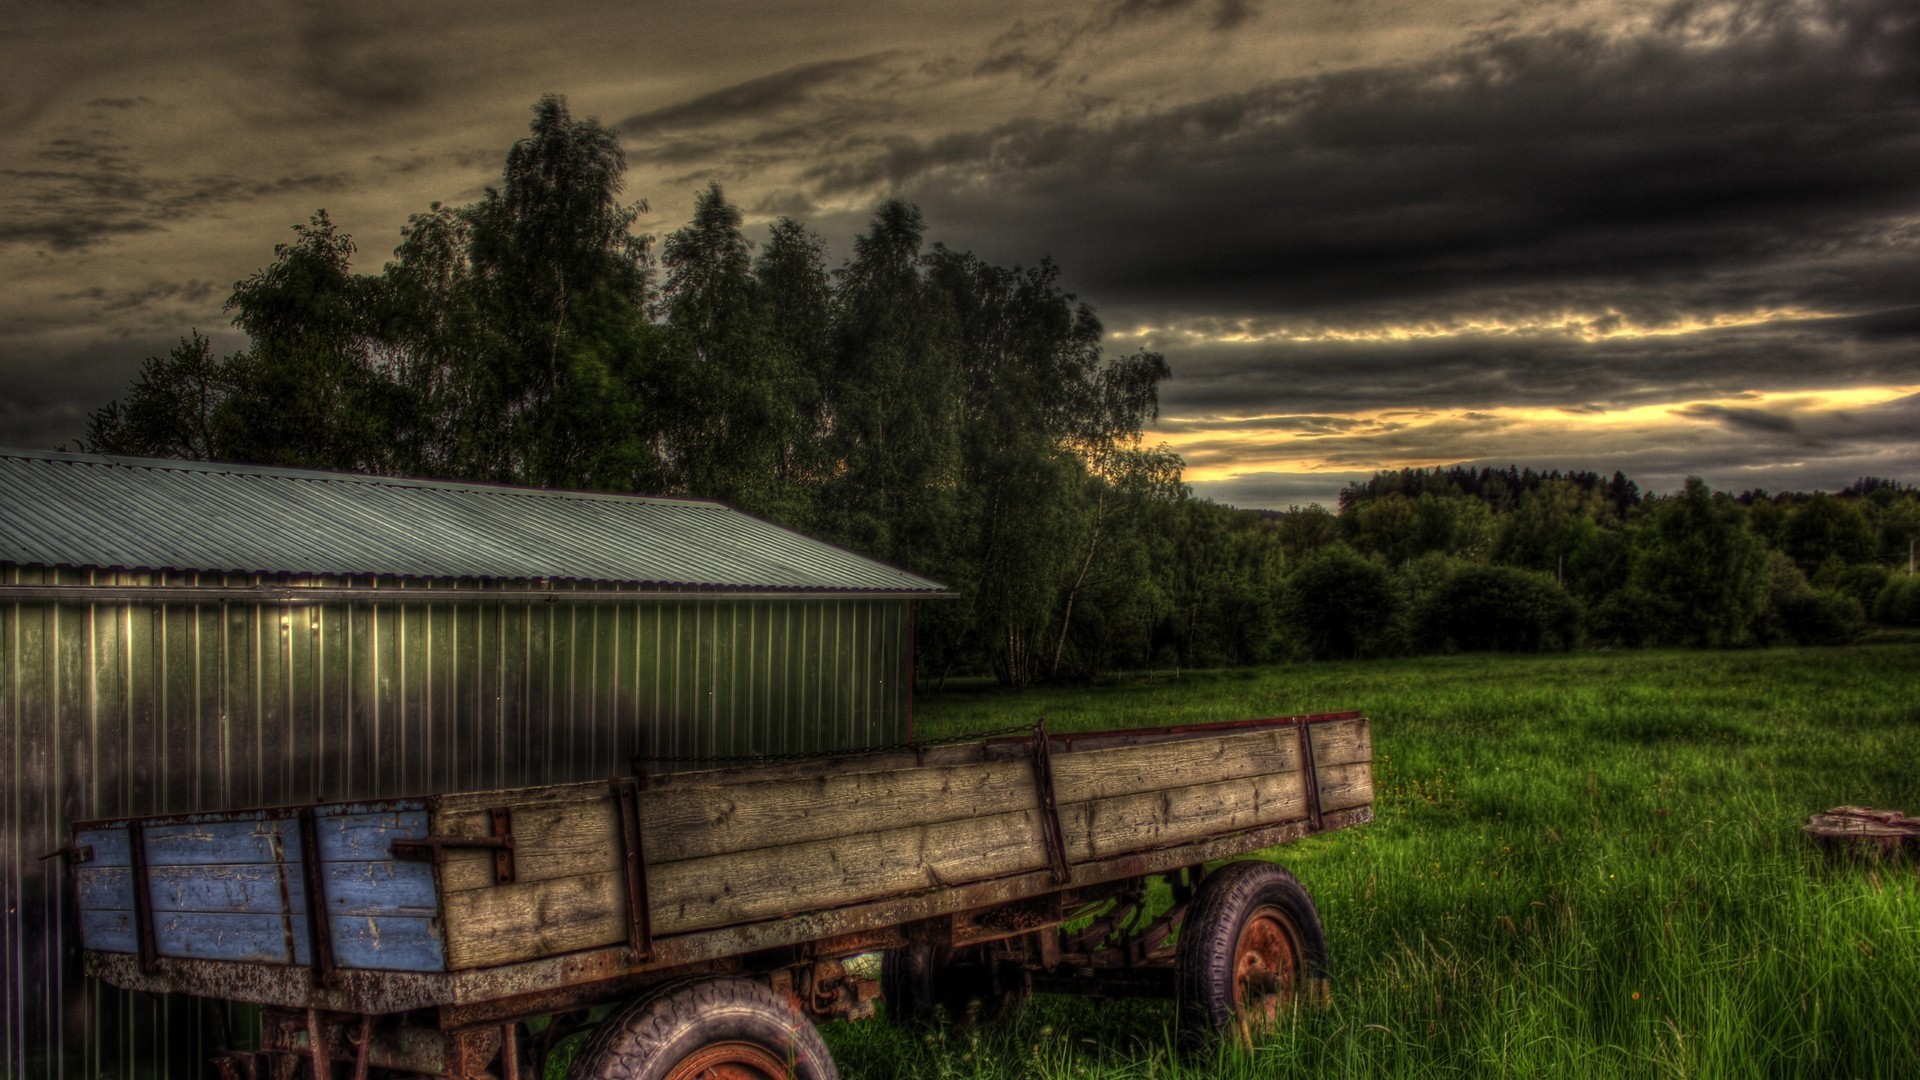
1174, 860, 1329, 1052
569, 976, 837, 1080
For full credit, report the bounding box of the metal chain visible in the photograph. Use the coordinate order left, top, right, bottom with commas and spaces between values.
632, 721, 1039, 769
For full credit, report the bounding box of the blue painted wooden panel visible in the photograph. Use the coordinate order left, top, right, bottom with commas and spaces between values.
329, 915, 444, 971
152, 911, 308, 965
320, 860, 438, 917
156, 865, 300, 915
143, 819, 297, 866
74, 865, 137, 913
313, 808, 430, 860
76, 826, 132, 867
89, 804, 448, 971
79, 908, 137, 954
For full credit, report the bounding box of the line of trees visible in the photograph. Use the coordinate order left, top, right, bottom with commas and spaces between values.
80, 97, 1920, 684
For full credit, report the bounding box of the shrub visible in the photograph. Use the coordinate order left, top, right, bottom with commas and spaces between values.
1764, 552, 1865, 645
1414, 563, 1581, 652
1873, 575, 1920, 626
1278, 544, 1403, 660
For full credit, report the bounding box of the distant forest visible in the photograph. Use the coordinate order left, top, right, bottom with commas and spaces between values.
80, 97, 1920, 686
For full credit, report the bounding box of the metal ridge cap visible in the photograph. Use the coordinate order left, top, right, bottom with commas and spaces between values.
0, 447, 730, 509
0, 580, 959, 604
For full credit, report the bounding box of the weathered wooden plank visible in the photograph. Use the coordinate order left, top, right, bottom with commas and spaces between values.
1314, 761, 1374, 812
79, 864, 304, 916
330, 915, 446, 972
643, 807, 1052, 936
143, 818, 297, 866
638, 759, 1037, 863
321, 860, 440, 917
313, 809, 432, 861
634, 726, 1325, 863
152, 911, 307, 965
81, 908, 138, 954
442, 871, 629, 970
74, 863, 138, 913
436, 798, 622, 893
80, 860, 437, 918
77, 827, 132, 867
441, 847, 621, 895
1049, 729, 1302, 804
1065, 772, 1309, 861
638, 742, 991, 788
1307, 718, 1372, 769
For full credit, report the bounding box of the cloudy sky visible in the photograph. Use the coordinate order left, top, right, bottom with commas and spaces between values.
3, 0, 1916, 507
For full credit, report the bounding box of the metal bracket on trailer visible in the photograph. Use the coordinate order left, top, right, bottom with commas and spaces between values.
1295, 721, 1323, 832
297, 808, 339, 987
126, 822, 159, 975
611, 777, 655, 963
1028, 721, 1072, 885
392, 807, 517, 885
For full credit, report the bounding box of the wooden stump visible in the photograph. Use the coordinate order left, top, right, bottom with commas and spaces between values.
1804, 806, 1920, 860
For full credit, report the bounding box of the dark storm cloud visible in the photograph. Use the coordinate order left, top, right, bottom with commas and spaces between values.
1152, 317, 1920, 419
981, 0, 1266, 78
620, 55, 902, 135
1680, 403, 1799, 435
849, 0, 1919, 329
0, 129, 354, 252
282, 2, 436, 116
55, 279, 219, 315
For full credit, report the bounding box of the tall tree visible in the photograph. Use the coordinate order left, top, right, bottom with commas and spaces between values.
1629, 478, 1770, 646
751, 217, 835, 526
658, 183, 805, 516
219, 210, 399, 472
821, 201, 961, 570
465, 95, 656, 489
80, 332, 234, 460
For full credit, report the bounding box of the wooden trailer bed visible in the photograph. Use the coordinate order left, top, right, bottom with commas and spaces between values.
70, 711, 1373, 1078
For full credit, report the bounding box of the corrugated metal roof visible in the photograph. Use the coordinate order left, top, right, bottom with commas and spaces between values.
0, 449, 948, 594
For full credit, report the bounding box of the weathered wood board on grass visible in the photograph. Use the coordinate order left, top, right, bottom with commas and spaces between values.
73, 713, 1371, 984
1804, 806, 1920, 859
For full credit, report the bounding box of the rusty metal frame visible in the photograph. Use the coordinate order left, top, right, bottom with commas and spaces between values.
126, 821, 158, 975
611, 777, 654, 963
296, 807, 338, 987
1295, 722, 1323, 832
391, 807, 517, 885
1027, 721, 1071, 884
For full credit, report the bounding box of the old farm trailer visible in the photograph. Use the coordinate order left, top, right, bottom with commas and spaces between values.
70, 712, 1373, 1079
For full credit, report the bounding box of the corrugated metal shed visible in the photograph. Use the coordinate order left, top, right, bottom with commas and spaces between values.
0, 449, 940, 1080
0, 449, 946, 594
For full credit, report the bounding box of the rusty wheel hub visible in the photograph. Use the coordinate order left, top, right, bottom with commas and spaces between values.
1231, 904, 1299, 1042
663, 1040, 793, 1080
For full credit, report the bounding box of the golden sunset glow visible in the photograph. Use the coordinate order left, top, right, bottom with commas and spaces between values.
1118, 307, 1839, 347
1159, 384, 1920, 483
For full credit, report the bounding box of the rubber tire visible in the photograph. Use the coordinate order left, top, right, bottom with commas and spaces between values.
1174, 860, 1330, 1053
881, 943, 1004, 1026
567, 977, 838, 1080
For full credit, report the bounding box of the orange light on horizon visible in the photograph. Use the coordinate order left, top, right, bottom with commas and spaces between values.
1156, 384, 1919, 482
1114, 306, 1840, 347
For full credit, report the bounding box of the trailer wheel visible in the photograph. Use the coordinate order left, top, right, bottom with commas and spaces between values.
1174, 860, 1329, 1051
881, 943, 1001, 1026
568, 977, 838, 1080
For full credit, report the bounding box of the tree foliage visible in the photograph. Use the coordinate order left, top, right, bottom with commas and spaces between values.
79, 97, 1915, 681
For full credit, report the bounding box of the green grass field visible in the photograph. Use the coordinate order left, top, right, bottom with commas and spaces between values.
821, 645, 1920, 1078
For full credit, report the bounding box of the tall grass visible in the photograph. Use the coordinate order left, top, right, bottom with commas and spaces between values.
825, 645, 1920, 1078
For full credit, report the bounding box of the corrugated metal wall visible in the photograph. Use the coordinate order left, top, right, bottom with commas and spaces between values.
1, 567, 912, 1080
